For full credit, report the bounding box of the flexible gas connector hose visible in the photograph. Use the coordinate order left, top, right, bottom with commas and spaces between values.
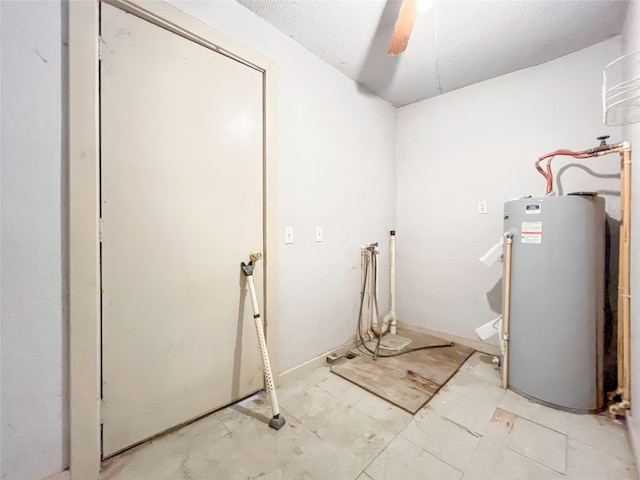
355, 249, 452, 359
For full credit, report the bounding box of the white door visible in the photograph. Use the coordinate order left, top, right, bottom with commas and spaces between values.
100, 3, 265, 457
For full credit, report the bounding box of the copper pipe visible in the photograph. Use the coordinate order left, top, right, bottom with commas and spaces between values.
583, 144, 631, 411
538, 141, 632, 414
620, 149, 632, 405
536, 149, 593, 194
585, 142, 630, 408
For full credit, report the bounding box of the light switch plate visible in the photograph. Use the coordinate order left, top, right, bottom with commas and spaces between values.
285, 226, 294, 244
478, 200, 488, 214
316, 226, 323, 242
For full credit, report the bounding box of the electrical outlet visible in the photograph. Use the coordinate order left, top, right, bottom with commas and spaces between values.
478, 200, 488, 214
285, 226, 294, 244
316, 226, 323, 242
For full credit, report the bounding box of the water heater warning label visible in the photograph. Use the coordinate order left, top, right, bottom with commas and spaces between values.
525, 203, 541, 214
521, 222, 542, 244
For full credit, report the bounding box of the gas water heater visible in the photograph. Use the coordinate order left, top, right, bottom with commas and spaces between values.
503, 194, 605, 412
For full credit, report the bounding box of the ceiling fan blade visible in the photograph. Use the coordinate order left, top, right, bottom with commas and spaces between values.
387, 0, 418, 55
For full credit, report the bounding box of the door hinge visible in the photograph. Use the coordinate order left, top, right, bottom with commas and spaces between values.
99, 399, 105, 458
99, 217, 103, 243
98, 35, 104, 61
100, 422, 104, 459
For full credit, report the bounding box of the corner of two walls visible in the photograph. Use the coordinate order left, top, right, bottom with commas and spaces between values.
395, 37, 623, 346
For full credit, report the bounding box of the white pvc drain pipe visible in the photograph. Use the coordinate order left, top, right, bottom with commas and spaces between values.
382, 230, 397, 335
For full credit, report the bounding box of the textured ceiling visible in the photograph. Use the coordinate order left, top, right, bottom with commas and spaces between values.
236, 0, 628, 107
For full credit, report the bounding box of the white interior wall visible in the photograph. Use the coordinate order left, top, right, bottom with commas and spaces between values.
0, 1, 395, 479
1, 2, 68, 480
396, 38, 623, 343
621, 0, 640, 466
167, 0, 397, 372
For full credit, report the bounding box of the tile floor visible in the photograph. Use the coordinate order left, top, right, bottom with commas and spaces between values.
100, 352, 637, 479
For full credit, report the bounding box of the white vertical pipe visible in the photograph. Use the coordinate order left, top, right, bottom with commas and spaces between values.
360, 248, 365, 300
366, 250, 373, 337
502, 234, 513, 390
373, 247, 379, 327
380, 232, 397, 335
360, 248, 366, 340
389, 231, 397, 334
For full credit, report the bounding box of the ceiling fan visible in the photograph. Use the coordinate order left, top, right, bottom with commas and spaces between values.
387, 0, 416, 55
387, 0, 431, 55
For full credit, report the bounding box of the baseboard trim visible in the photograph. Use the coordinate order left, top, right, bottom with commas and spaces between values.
277, 338, 356, 387
627, 413, 640, 471
398, 322, 501, 356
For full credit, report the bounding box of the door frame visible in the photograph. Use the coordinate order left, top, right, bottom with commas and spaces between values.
68, 1, 278, 477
